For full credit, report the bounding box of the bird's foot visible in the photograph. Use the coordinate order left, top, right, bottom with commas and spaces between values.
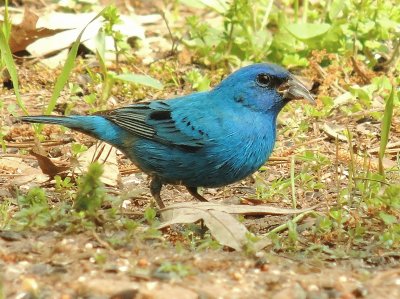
186, 186, 209, 202
150, 177, 166, 209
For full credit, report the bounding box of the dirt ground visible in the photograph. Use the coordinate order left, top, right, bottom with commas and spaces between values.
1, 229, 399, 299
1, 1, 400, 298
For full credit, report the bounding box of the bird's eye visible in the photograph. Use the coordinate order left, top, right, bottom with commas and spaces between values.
256, 73, 272, 87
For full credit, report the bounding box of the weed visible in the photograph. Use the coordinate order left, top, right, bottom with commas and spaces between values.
101, 5, 130, 65
74, 162, 106, 216
155, 261, 192, 279
184, 69, 211, 91
182, 0, 400, 68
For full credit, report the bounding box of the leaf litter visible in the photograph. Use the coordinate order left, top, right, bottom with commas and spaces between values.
1, 1, 400, 299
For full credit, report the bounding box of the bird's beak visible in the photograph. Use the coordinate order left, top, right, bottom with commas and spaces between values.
278, 75, 315, 104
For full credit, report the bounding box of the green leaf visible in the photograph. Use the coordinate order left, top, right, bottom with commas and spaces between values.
286, 23, 331, 40
95, 29, 107, 75
379, 212, 397, 225
379, 86, 395, 176
144, 207, 157, 223
114, 73, 163, 90
179, 0, 227, 13
0, 29, 28, 115
329, 0, 345, 20
74, 162, 105, 215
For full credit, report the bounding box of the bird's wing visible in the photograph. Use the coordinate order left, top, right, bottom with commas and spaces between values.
97, 100, 208, 150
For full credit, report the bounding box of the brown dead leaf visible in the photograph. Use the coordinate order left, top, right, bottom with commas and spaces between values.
29, 150, 69, 178
9, 8, 69, 54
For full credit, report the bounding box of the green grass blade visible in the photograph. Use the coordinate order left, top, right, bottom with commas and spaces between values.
44, 8, 106, 115
2, 0, 11, 41
290, 155, 296, 209
0, 30, 28, 115
114, 73, 164, 90
378, 86, 395, 176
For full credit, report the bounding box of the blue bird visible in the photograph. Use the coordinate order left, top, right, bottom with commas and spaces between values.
21, 63, 314, 208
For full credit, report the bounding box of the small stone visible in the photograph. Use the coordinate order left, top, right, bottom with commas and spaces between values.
138, 258, 149, 268
22, 277, 39, 294
232, 272, 242, 281
261, 264, 269, 272
307, 285, 319, 292
339, 276, 348, 282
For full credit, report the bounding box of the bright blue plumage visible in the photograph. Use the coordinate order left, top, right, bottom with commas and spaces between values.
21, 63, 314, 208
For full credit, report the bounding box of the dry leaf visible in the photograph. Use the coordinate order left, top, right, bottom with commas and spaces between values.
0, 157, 48, 185
158, 209, 204, 228
159, 206, 249, 251
74, 142, 120, 186
321, 123, 347, 142
202, 210, 249, 251
9, 8, 68, 53
29, 150, 69, 178
337, 149, 397, 170
159, 202, 318, 251
161, 202, 318, 216
27, 12, 148, 67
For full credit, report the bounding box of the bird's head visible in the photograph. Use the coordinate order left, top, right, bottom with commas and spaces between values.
213, 63, 315, 114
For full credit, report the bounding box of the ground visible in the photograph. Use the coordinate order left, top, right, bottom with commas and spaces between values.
1, 1, 400, 299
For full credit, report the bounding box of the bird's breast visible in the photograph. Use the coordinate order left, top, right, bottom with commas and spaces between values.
201, 124, 276, 187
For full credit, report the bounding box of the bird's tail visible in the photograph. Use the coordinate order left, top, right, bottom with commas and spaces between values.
21, 115, 98, 132
21, 115, 82, 127
20, 115, 123, 146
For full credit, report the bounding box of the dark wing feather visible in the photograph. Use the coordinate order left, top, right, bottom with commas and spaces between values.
97, 101, 206, 150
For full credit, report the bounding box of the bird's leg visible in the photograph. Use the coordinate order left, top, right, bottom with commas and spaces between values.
150, 177, 165, 209
186, 186, 209, 202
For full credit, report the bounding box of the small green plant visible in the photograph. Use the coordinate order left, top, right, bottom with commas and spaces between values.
74, 162, 106, 216
182, 0, 400, 69
256, 176, 292, 202
143, 207, 157, 224
71, 143, 88, 156
155, 262, 192, 279
0, 200, 11, 229
184, 69, 211, 91
287, 220, 299, 247
13, 188, 51, 229
18, 187, 47, 207
93, 253, 107, 265
55, 175, 74, 190
184, 0, 273, 66
101, 5, 130, 65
